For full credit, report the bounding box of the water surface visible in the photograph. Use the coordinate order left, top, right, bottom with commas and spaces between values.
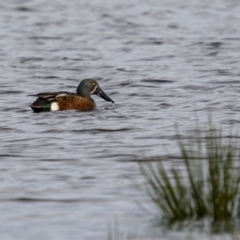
0, 0, 240, 239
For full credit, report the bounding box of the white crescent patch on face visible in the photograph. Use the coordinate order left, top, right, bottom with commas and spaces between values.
90, 85, 98, 94
51, 102, 60, 111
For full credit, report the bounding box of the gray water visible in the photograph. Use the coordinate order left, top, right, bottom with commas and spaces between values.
1, 0, 240, 239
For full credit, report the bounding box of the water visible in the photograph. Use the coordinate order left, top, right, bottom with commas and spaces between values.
0, 0, 240, 239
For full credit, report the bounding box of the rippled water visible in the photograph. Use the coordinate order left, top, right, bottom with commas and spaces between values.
1, 0, 240, 239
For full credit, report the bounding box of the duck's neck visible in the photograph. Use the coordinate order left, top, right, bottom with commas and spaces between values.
77, 89, 94, 101
77, 87, 88, 97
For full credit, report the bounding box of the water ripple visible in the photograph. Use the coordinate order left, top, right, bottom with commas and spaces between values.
1, 0, 240, 239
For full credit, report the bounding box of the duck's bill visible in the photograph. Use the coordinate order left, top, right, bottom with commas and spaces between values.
95, 87, 114, 103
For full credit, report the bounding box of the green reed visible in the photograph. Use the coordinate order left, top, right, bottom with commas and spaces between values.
140, 124, 240, 223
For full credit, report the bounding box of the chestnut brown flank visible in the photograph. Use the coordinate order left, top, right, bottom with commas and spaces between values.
57, 96, 95, 111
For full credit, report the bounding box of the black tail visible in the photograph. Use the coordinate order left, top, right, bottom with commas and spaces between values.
30, 98, 51, 112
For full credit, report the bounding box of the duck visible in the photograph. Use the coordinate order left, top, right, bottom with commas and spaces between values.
29, 78, 114, 112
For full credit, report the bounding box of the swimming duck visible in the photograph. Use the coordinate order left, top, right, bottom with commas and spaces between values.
29, 78, 114, 112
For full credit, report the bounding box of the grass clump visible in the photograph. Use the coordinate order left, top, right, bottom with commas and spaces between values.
140, 123, 240, 225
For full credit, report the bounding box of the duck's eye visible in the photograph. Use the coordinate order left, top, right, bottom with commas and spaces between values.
92, 82, 96, 86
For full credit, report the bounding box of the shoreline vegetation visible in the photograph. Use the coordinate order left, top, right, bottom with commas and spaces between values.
140, 121, 240, 233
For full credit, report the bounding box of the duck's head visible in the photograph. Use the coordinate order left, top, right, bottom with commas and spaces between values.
77, 79, 114, 103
